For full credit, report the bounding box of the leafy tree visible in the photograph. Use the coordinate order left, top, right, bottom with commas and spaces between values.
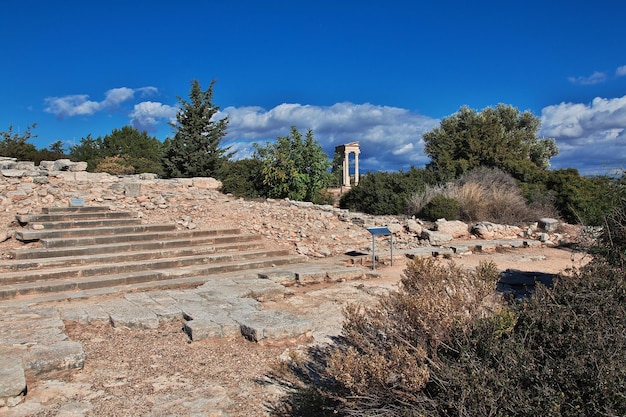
254, 126, 331, 202
0, 124, 39, 161
218, 158, 267, 198
69, 134, 103, 170
70, 127, 163, 175
48, 141, 66, 154
163, 80, 231, 178
423, 104, 558, 181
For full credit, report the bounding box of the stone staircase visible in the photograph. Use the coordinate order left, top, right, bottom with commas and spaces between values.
0, 206, 307, 301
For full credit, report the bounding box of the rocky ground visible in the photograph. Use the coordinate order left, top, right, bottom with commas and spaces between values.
0, 165, 590, 416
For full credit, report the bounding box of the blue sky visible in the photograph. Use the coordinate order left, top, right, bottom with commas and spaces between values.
2, 0, 625, 175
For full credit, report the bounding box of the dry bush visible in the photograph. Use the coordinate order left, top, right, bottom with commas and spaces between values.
406, 184, 447, 217
94, 155, 135, 175
448, 182, 486, 222
411, 167, 556, 224
269, 258, 500, 417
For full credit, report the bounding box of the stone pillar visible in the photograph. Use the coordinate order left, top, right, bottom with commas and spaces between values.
343, 151, 350, 187
354, 150, 360, 185
335, 142, 361, 189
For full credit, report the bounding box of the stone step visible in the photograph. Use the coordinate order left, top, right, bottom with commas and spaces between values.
16, 211, 138, 225
9, 233, 262, 260
0, 248, 292, 285
2, 241, 267, 271
15, 223, 177, 241
0, 255, 304, 301
38, 228, 245, 248
42, 206, 111, 214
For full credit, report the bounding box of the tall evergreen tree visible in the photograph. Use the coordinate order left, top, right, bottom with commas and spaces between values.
163, 80, 231, 178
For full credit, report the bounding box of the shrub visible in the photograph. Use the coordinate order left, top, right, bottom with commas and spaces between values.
409, 167, 555, 224
596, 195, 626, 269
269, 258, 500, 417
93, 156, 135, 175
421, 194, 459, 221
270, 211, 626, 416
218, 158, 266, 198
339, 168, 437, 215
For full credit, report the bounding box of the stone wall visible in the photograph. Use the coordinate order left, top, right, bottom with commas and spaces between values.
0, 158, 575, 257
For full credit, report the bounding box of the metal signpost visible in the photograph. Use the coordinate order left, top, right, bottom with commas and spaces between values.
366, 227, 393, 270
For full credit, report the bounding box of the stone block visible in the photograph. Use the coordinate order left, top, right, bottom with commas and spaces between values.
99, 300, 159, 329
421, 229, 453, 246
0, 356, 26, 399
258, 269, 297, 286
24, 341, 85, 376
124, 182, 142, 197
539, 218, 559, 232
234, 310, 311, 342
192, 177, 222, 190
183, 314, 240, 341
435, 219, 470, 238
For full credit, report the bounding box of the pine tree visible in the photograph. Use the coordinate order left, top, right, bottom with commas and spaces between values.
163, 80, 231, 178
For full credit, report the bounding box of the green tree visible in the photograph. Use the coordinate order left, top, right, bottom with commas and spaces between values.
69, 127, 164, 175
0, 124, 39, 160
163, 80, 231, 178
423, 104, 558, 181
69, 134, 103, 170
48, 141, 65, 154
254, 126, 331, 201
218, 158, 267, 198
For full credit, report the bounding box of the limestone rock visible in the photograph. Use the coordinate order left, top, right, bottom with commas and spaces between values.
539, 218, 559, 232
0, 356, 26, 401
421, 229, 453, 246
435, 219, 469, 238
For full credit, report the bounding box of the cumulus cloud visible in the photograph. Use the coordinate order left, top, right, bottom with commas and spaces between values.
540, 95, 626, 174
617, 65, 626, 77
221, 102, 439, 172
130, 101, 178, 131
44, 86, 158, 118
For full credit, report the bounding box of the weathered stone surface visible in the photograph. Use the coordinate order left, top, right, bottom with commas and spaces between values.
183, 314, 241, 341
385, 223, 403, 234
98, 300, 159, 329
472, 222, 522, 240
123, 182, 142, 197
0, 356, 26, 399
539, 218, 559, 232
421, 229, 453, 246
24, 341, 85, 376
192, 177, 222, 190
234, 309, 311, 342
435, 219, 470, 238
258, 269, 297, 286
406, 219, 423, 235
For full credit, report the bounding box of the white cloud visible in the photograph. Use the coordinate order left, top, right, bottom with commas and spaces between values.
44, 86, 159, 119
616, 65, 626, 77
568, 71, 607, 85
43, 94, 101, 117
221, 102, 439, 172
130, 101, 178, 131
541, 95, 626, 174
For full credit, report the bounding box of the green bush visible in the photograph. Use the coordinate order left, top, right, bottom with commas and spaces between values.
218, 158, 266, 198
420, 194, 459, 221
339, 168, 436, 215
